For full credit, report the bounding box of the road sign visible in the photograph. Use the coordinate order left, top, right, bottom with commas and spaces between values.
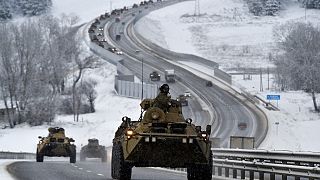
267, 95, 280, 100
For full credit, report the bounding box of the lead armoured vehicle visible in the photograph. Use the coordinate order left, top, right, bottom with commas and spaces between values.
111, 84, 212, 180
80, 138, 107, 162
36, 127, 76, 163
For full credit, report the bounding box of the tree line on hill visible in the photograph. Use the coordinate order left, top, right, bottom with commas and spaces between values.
0, 0, 52, 21
0, 15, 99, 128
246, 0, 320, 16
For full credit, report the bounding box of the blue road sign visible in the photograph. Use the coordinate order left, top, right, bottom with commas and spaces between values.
267, 95, 280, 100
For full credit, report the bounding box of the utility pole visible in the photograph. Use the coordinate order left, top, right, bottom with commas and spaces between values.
194, 0, 200, 22
110, 0, 112, 13
136, 50, 144, 100
194, 0, 200, 16
267, 67, 270, 90
260, 68, 263, 92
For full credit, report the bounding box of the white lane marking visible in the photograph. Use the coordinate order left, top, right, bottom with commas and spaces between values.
79, 168, 83, 170
97, 174, 104, 176
86, 170, 92, 173
74, 165, 78, 168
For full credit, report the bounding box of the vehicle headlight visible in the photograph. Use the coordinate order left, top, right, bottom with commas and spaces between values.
201, 133, 207, 138
151, 112, 159, 119
126, 129, 134, 136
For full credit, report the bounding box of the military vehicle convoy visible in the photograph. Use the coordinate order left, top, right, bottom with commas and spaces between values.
149, 71, 160, 81
80, 138, 107, 162
36, 127, 76, 163
111, 84, 213, 180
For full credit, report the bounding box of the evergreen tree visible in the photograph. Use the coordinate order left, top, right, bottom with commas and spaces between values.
247, 0, 264, 16
0, 0, 12, 20
265, 0, 280, 16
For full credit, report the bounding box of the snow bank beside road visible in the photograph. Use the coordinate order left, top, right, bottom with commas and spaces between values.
0, 160, 15, 180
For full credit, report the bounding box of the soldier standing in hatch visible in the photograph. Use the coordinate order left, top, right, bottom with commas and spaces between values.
153, 84, 171, 112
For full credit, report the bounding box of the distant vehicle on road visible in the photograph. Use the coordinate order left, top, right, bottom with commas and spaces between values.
149, 71, 160, 81
238, 122, 247, 130
206, 80, 213, 87
80, 138, 107, 162
115, 34, 121, 41
36, 127, 76, 163
177, 95, 188, 106
108, 47, 117, 53
184, 91, 191, 98
165, 69, 175, 83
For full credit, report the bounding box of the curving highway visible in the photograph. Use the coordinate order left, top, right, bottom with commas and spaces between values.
99, 0, 268, 148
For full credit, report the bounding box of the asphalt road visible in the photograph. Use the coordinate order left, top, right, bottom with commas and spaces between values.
7, 159, 187, 180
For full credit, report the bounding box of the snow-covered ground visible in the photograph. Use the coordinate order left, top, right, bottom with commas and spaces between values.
1, 0, 320, 169
136, 0, 320, 71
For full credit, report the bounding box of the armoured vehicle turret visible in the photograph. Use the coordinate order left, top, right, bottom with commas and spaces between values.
36, 127, 76, 163
111, 84, 213, 180
80, 138, 107, 162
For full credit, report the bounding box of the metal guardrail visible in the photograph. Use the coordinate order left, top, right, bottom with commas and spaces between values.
212, 148, 320, 180
0, 151, 35, 159
3, 148, 319, 180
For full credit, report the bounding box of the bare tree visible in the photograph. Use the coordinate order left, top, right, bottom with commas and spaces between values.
274, 22, 320, 111
81, 79, 98, 113
72, 55, 98, 122
0, 23, 17, 128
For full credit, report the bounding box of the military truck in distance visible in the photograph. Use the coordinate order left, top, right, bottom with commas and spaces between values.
149, 71, 160, 81
111, 92, 213, 180
177, 94, 188, 106
165, 69, 175, 83
80, 138, 107, 162
116, 34, 121, 41
36, 127, 76, 163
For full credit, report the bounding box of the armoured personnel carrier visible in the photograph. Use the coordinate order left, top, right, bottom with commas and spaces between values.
80, 138, 107, 162
111, 84, 213, 180
36, 127, 76, 163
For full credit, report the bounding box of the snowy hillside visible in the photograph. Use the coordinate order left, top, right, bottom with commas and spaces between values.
136, 0, 320, 70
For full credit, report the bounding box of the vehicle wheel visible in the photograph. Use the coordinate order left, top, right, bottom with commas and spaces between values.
70, 145, 76, 163
36, 149, 44, 162
111, 143, 132, 180
187, 151, 212, 180
80, 152, 85, 162
101, 150, 107, 162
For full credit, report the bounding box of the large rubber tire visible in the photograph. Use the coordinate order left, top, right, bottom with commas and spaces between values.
36, 149, 44, 162
70, 145, 76, 163
111, 143, 132, 180
187, 151, 213, 180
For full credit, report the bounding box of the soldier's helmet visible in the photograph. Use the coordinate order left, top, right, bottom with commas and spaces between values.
159, 84, 169, 93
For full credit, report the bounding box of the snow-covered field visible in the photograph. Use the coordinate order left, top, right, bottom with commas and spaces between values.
1, 0, 320, 167
136, 0, 320, 70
